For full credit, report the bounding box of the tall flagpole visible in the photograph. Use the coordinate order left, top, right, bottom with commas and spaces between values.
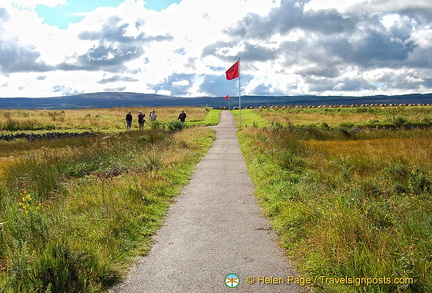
238, 58, 242, 127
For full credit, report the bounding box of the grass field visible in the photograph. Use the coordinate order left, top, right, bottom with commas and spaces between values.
237, 107, 432, 292
0, 107, 218, 132
233, 106, 432, 129
1, 105, 431, 292
0, 107, 219, 292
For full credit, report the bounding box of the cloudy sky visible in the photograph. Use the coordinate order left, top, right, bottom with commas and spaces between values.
1, 0, 432, 98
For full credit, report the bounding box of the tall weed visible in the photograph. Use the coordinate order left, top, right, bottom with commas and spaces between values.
1, 117, 55, 131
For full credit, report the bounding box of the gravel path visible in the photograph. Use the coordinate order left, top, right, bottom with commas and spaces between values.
110, 111, 301, 293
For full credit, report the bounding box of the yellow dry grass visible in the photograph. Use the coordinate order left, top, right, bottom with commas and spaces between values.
258, 106, 432, 126
0, 106, 208, 132
162, 127, 214, 167
261, 111, 382, 126
306, 136, 432, 175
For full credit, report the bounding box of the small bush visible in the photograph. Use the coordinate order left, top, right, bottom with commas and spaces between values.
140, 155, 162, 172
409, 167, 431, 194
268, 121, 284, 132
150, 121, 165, 130
137, 130, 167, 144
384, 163, 411, 194
319, 122, 330, 130
278, 152, 306, 172
33, 241, 115, 293
166, 120, 187, 131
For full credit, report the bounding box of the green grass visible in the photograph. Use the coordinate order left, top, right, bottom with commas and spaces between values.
201, 109, 222, 126
238, 123, 432, 292
0, 108, 217, 292
231, 109, 269, 128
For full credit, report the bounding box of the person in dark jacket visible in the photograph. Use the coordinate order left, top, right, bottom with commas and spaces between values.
126, 110, 132, 130
138, 110, 145, 130
178, 109, 187, 123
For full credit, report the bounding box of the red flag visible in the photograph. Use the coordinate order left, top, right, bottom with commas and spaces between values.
224, 95, 230, 100
225, 61, 239, 80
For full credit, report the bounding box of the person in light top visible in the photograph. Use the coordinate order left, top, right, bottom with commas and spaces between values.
149, 108, 157, 121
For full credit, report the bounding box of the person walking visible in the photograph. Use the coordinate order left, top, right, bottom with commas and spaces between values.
178, 109, 187, 123
126, 110, 133, 130
138, 110, 145, 130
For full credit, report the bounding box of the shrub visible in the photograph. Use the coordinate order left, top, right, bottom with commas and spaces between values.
137, 129, 168, 144
385, 115, 408, 126
150, 121, 165, 130
34, 241, 117, 293
409, 167, 431, 194
166, 120, 187, 131
384, 163, 411, 194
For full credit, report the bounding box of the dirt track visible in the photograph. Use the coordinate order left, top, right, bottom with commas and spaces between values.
110, 111, 301, 292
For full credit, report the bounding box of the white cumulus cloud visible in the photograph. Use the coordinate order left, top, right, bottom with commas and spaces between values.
0, 0, 431, 98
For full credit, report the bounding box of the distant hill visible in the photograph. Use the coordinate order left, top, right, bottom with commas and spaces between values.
0, 92, 431, 109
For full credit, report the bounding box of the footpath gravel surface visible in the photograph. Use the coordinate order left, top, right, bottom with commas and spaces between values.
110, 111, 302, 293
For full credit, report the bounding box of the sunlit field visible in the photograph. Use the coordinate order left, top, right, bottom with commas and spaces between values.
2, 105, 431, 292
0, 107, 219, 292
233, 106, 432, 128
0, 106, 214, 132
237, 107, 432, 292
0, 107, 220, 162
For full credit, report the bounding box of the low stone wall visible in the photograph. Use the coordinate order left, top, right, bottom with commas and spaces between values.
0, 131, 92, 141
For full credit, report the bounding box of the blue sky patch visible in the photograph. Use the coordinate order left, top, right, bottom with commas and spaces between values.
144, 0, 182, 11
36, 0, 182, 29
36, 0, 123, 29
